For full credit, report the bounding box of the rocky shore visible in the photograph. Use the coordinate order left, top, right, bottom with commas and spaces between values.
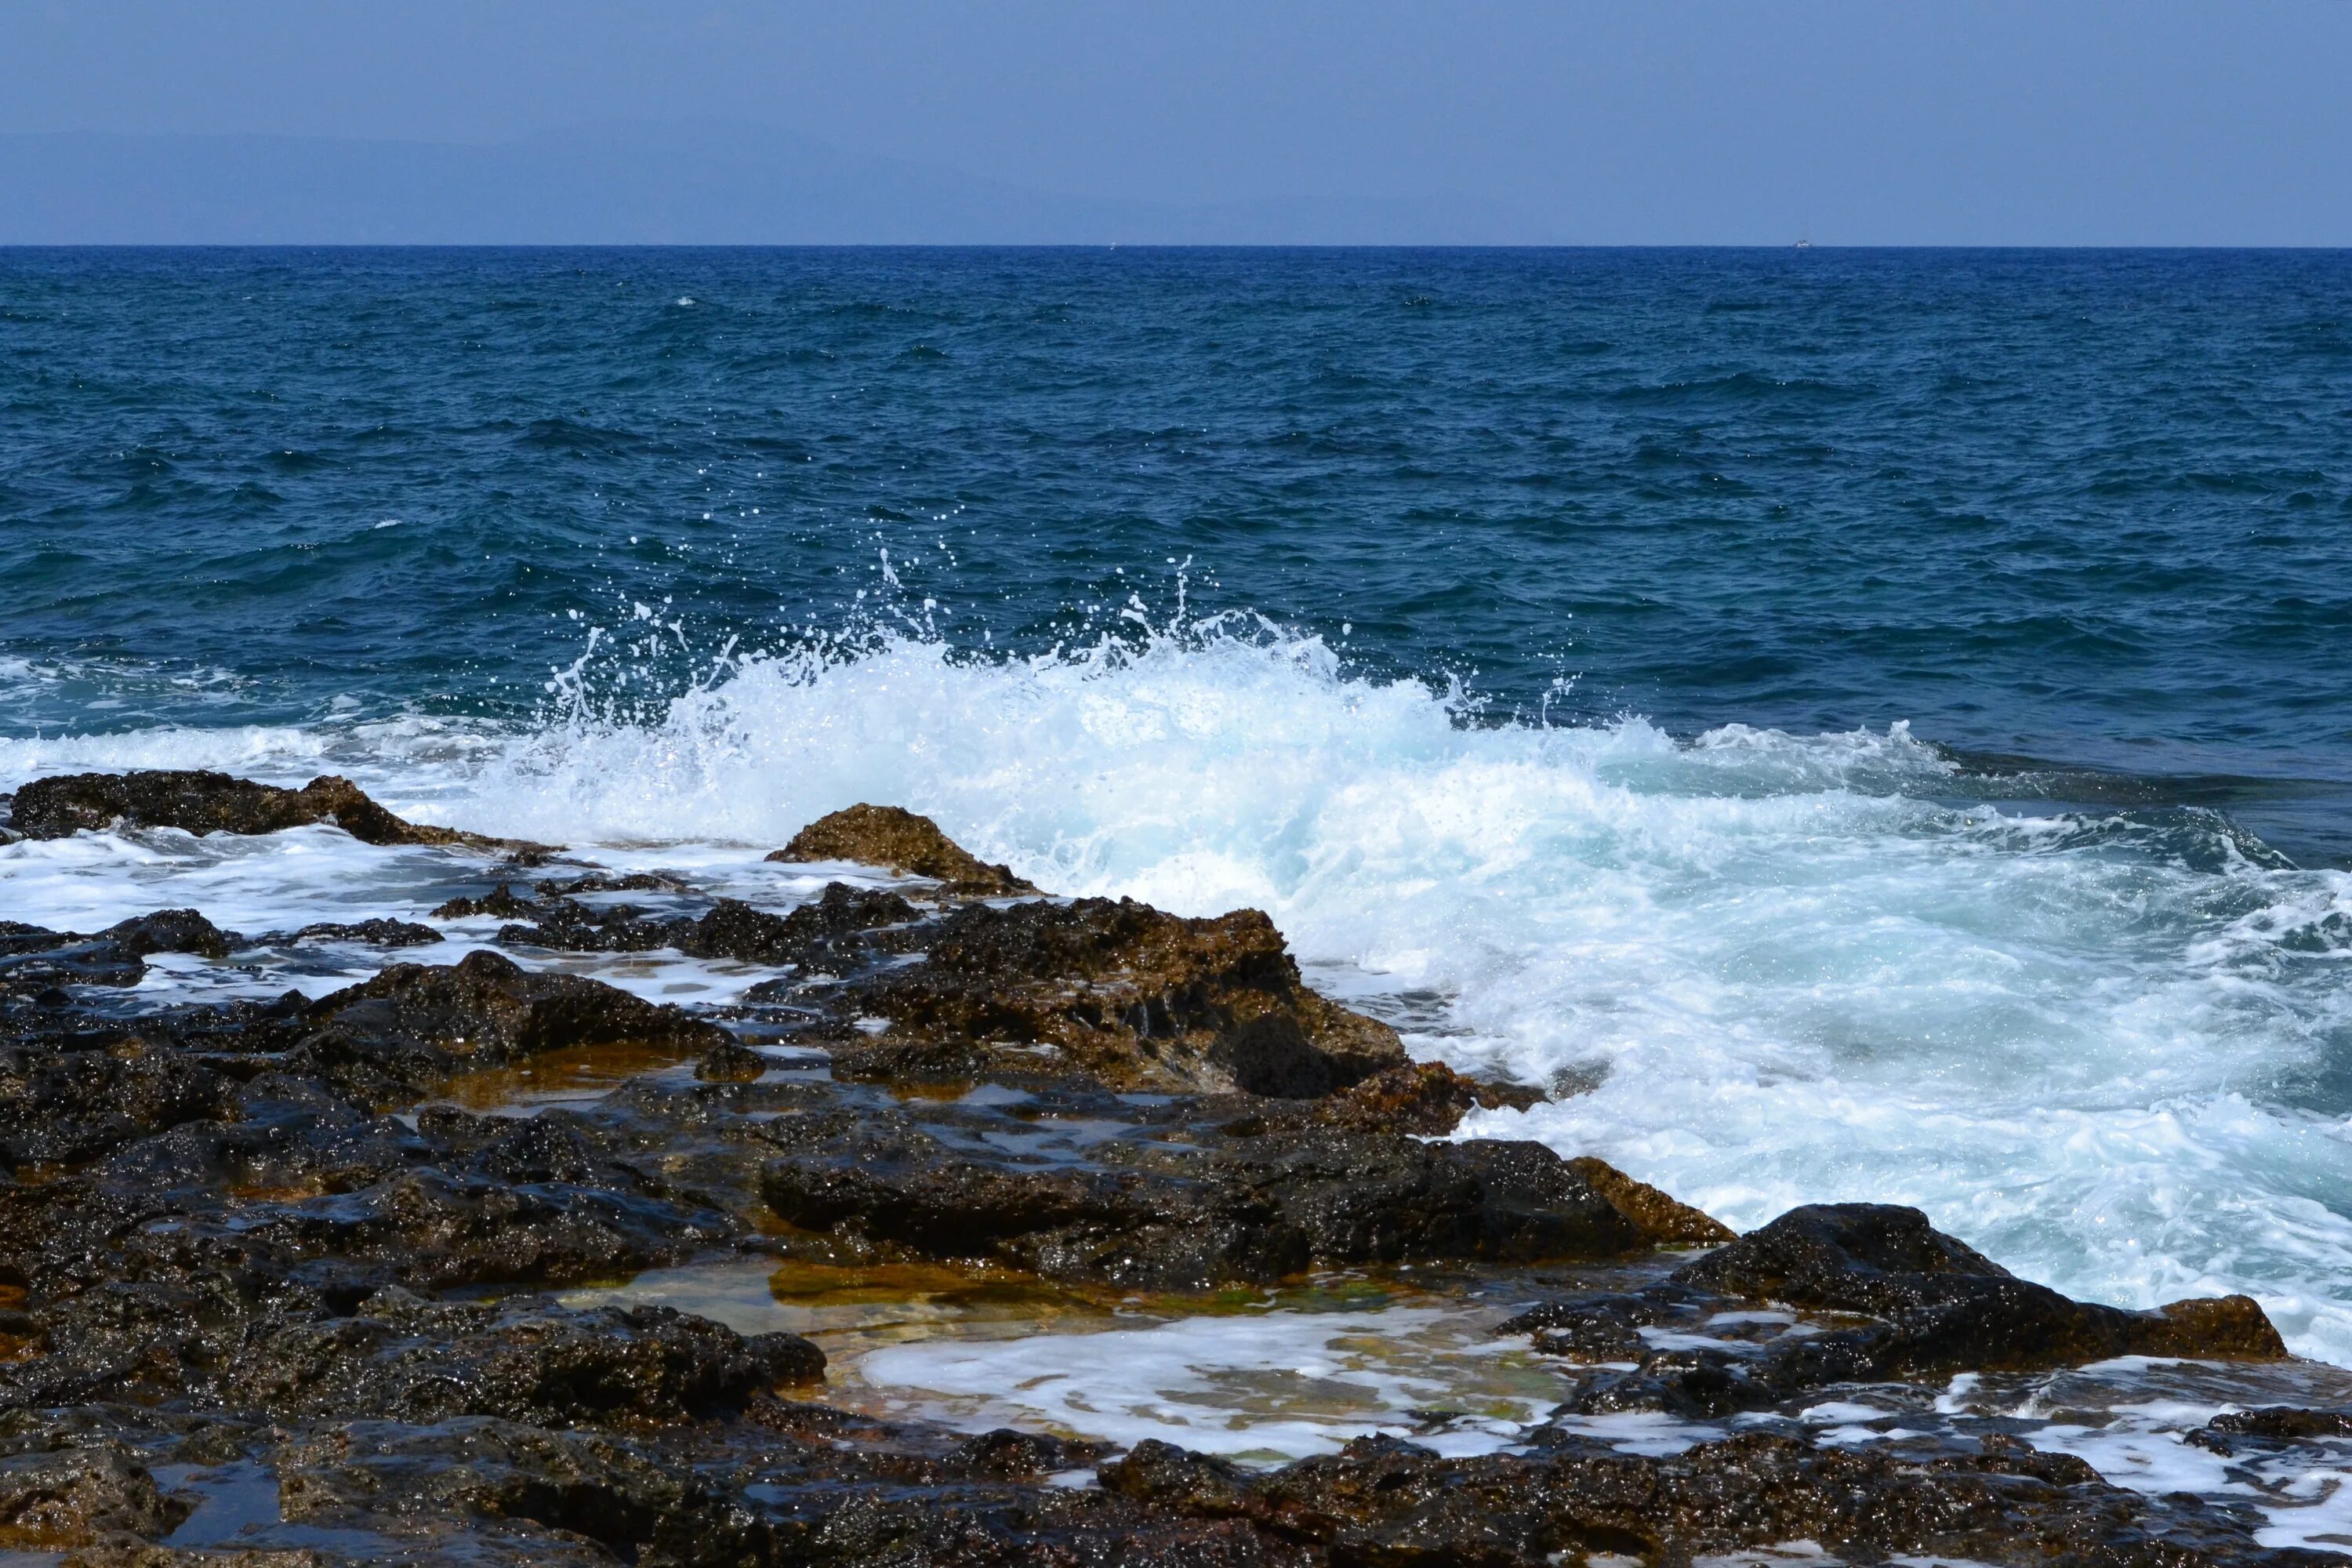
0, 769, 2342, 1565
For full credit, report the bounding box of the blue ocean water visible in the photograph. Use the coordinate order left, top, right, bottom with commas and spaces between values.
5, 248, 2352, 1356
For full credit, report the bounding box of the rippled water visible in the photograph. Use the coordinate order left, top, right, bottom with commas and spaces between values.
4, 247, 2350, 1363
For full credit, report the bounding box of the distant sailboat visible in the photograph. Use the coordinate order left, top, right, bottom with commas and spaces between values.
1794, 219, 1813, 250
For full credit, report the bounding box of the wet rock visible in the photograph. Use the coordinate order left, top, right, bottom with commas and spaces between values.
833, 896, 1406, 1095
96, 910, 239, 960
762, 1122, 1650, 1290
270, 1418, 728, 1565
225, 1293, 822, 1425
0, 924, 147, 995
0, 1041, 235, 1167
767, 803, 1038, 895
480, 880, 917, 970
492, 896, 673, 955
0, 1442, 191, 1547
0, 911, 244, 1000
1102, 1427, 2316, 1568
1674, 1200, 2009, 1310
1564, 1155, 1733, 1247
265, 1412, 1278, 1568
430, 884, 540, 921
539, 871, 695, 896
1295, 1060, 1544, 1136
231, 1149, 740, 1291
8, 769, 540, 853
1508, 1204, 2288, 1418
679, 884, 917, 968
280, 919, 441, 949
1677, 1203, 2286, 1363
282, 950, 731, 1104
2188, 1405, 2352, 1454
692, 1040, 768, 1083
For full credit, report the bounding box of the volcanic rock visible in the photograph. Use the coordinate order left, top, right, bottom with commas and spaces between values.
1504, 1203, 2288, 1418
767, 804, 1037, 895
760, 1119, 1653, 1290
830, 895, 1406, 1095
223, 1293, 822, 1425
1102, 1427, 2317, 1568
281, 950, 731, 1104
7, 769, 544, 854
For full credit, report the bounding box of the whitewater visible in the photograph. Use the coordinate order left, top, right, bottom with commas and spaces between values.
6, 620, 2349, 1363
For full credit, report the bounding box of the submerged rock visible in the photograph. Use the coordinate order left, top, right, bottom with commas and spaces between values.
767, 803, 1037, 895
7, 768, 547, 854
0, 923, 147, 996
0, 910, 241, 998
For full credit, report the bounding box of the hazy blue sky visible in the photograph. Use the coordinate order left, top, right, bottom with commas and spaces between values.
4, 0, 2348, 243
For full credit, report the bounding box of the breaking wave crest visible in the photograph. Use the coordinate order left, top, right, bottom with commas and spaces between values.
5, 620, 2350, 1359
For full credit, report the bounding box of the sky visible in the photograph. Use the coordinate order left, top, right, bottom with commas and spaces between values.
2, 0, 2348, 244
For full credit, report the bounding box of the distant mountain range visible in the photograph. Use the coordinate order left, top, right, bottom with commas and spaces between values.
0, 122, 1563, 245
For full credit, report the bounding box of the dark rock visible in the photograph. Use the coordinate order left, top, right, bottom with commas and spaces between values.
762, 1123, 1649, 1290
230, 1153, 739, 1291
678, 884, 916, 967
0, 1443, 191, 1548
2189, 1406, 2352, 1454
834, 895, 1406, 1095
474, 880, 916, 969
1102, 1427, 2318, 1568
96, 909, 239, 960
224, 1294, 822, 1425
1292, 1060, 1544, 1136
282, 949, 732, 1104
539, 871, 694, 896
429, 883, 539, 920
1673, 1200, 2012, 1312
767, 803, 1038, 895
283, 919, 442, 948
1672, 1203, 2286, 1367
8, 769, 543, 852
272, 1415, 771, 1564
0, 1040, 235, 1167
0, 924, 147, 994
692, 1040, 769, 1083
1504, 1203, 2289, 1419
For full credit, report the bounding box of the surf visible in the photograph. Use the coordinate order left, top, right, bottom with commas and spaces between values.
4, 617, 2350, 1361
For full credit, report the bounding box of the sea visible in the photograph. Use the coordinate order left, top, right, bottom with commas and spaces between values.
2, 245, 2350, 1389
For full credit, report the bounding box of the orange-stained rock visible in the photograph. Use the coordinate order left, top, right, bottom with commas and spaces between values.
766, 804, 1036, 895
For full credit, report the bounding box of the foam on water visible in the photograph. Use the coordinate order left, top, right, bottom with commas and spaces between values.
853, 1305, 1553, 1462
5, 622, 2350, 1360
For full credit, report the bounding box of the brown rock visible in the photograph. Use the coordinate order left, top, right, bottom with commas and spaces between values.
1566, 1155, 1736, 1246
0, 1444, 190, 1548
285, 949, 731, 1104
837, 895, 1406, 1095
7, 769, 550, 855
766, 804, 1036, 895
1307, 1061, 1546, 1136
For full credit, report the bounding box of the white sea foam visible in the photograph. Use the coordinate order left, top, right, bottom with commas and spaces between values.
5, 623, 2350, 1359
852, 1306, 1554, 1461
